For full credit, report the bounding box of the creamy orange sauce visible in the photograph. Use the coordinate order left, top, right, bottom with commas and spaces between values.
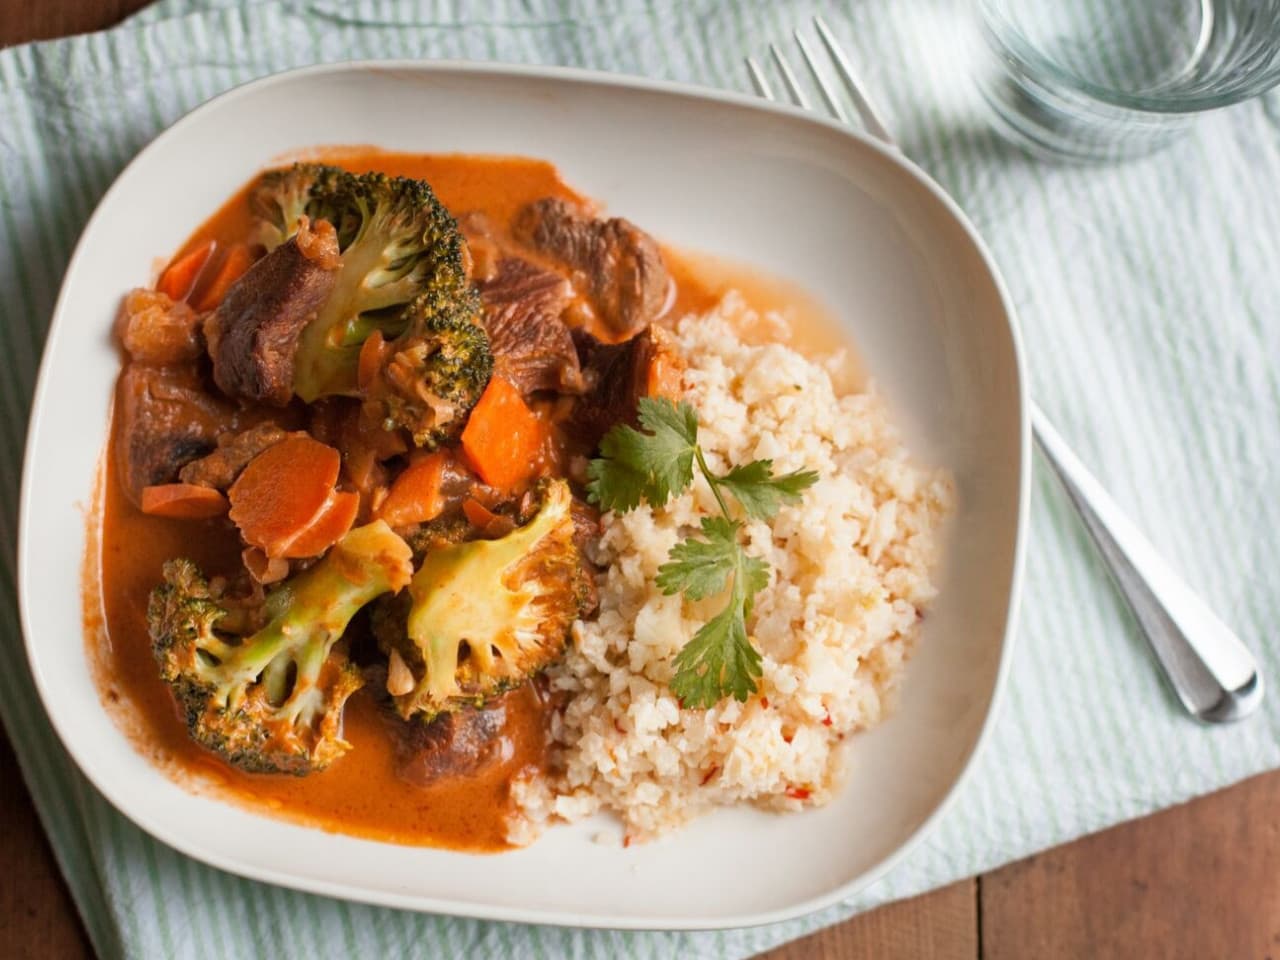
91, 149, 850, 851
664, 248, 861, 391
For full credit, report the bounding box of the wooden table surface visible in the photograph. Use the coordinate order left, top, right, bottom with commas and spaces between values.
4, 3, 1278, 958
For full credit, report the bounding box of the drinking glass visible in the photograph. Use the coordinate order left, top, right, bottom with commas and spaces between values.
976, 0, 1280, 160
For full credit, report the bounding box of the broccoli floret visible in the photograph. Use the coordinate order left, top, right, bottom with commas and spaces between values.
246, 165, 491, 443
370, 291, 493, 447
287, 170, 481, 401
148, 521, 413, 775
248, 162, 346, 252
380, 479, 588, 719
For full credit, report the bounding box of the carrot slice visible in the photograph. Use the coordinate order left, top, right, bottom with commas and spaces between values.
140, 483, 228, 519
191, 243, 253, 312
157, 240, 215, 302
460, 376, 549, 491
461, 497, 499, 529
284, 490, 359, 558
228, 436, 341, 556
646, 348, 684, 400
376, 451, 448, 528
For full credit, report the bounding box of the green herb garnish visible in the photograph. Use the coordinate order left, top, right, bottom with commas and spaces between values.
587, 397, 819, 708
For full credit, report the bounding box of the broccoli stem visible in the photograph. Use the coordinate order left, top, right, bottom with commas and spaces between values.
212, 523, 409, 710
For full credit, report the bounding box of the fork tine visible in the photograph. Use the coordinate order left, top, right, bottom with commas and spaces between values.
745, 56, 775, 100
813, 15, 896, 145
794, 30, 849, 124
769, 43, 811, 109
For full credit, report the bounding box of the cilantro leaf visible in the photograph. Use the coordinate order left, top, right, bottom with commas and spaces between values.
636, 395, 698, 446
634, 397, 699, 504
736, 550, 770, 611
666, 524, 770, 707
586, 396, 815, 708
717, 460, 821, 521
586, 427, 655, 512
586, 397, 698, 512
655, 517, 741, 599
669, 597, 764, 708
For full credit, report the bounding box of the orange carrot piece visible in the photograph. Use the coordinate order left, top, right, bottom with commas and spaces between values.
191, 243, 253, 312
646, 350, 684, 400
140, 483, 228, 519
460, 377, 549, 491
376, 451, 448, 528
228, 436, 341, 556
284, 490, 360, 558
461, 497, 499, 529
157, 240, 215, 301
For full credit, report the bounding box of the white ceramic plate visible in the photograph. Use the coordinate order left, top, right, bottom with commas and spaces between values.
19, 62, 1028, 929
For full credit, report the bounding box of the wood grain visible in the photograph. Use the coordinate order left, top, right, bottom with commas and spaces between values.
0, 732, 94, 960
983, 770, 1280, 960
759, 882, 978, 960
0, 0, 152, 47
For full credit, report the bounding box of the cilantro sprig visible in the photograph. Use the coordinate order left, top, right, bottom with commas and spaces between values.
587, 397, 819, 708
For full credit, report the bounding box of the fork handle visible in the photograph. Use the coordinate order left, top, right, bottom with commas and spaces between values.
1031, 404, 1263, 722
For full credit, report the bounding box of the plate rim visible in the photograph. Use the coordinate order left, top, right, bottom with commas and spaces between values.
17, 57, 1031, 930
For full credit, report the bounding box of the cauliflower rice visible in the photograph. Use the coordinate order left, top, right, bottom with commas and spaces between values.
510, 293, 952, 844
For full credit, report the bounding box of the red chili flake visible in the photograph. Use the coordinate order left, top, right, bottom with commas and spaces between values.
613, 719, 625, 734
785, 786, 811, 800
782, 731, 794, 744
700, 765, 720, 786
822, 714, 833, 727
623, 835, 633, 848
759, 697, 769, 708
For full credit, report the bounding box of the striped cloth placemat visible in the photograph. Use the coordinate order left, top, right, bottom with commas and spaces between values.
2, 1, 1277, 956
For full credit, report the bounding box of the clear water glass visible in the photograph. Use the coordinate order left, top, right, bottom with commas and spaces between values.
976, 0, 1280, 160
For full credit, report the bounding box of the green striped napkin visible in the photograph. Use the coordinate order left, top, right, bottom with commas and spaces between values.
4, 1, 1278, 957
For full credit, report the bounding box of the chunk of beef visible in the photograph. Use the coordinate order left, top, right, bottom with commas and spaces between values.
117, 288, 203, 363
113, 363, 236, 506
511, 198, 671, 339
392, 695, 513, 786
478, 257, 583, 396
571, 324, 685, 448
178, 422, 294, 490
204, 217, 339, 406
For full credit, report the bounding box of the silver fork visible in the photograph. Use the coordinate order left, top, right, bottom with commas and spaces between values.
748, 18, 1263, 724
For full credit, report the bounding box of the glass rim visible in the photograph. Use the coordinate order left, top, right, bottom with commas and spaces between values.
983, 12, 1280, 115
